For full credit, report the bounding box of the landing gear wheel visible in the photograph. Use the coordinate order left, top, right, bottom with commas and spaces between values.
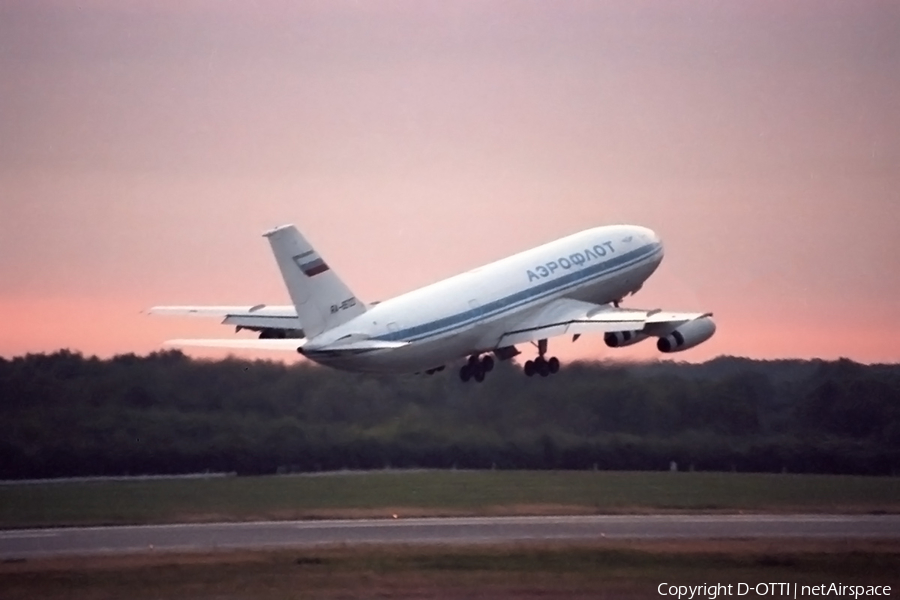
524, 360, 535, 377
461, 354, 487, 383
537, 359, 550, 377
548, 356, 560, 374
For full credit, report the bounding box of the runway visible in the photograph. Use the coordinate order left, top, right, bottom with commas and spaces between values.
2, 514, 900, 559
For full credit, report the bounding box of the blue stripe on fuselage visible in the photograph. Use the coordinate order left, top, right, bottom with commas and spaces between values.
375, 242, 662, 344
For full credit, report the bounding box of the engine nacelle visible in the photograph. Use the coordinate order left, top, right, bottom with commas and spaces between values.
657, 317, 716, 353
604, 331, 648, 348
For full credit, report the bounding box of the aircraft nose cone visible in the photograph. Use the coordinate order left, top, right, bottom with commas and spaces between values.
633, 226, 664, 264
634, 226, 659, 244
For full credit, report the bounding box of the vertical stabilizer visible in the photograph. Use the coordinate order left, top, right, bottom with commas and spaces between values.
263, 225, 366, 338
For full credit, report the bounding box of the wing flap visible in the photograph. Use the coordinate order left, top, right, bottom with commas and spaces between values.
642, 311, 711, 335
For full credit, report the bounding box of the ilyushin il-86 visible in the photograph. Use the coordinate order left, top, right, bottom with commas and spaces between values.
151, 224, 714, 383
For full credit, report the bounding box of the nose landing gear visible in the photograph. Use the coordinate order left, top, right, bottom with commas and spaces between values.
523, 338, 560, 377
459, 353, 495, 383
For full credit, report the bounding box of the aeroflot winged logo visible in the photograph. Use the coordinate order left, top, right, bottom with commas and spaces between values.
292, 251, 330, 277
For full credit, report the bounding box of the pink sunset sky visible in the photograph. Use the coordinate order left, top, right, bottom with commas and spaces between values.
1, 0, 898, 364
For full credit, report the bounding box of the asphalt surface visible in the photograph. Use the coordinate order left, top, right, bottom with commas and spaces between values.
2, 514, 899, 559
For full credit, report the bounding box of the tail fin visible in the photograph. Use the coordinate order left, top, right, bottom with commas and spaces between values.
263, 225, 366, 338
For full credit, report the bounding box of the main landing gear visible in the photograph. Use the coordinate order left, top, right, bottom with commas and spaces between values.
523, 338, 560, 378
459, 354, 494, 383
457, 340, 560, 383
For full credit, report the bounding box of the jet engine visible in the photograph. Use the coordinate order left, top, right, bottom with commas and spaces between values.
656, 317, 716, 353
604, 331, 648, 348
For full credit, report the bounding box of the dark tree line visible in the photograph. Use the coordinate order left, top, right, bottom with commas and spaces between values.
1, 350, 898, 479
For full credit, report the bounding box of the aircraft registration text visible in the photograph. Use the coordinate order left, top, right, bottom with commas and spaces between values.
330, 297, 358, 314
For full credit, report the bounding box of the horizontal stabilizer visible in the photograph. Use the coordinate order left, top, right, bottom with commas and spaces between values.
164, 337, 406, 354
148, 305, 296, 318
149, 305, 303, 331
164, 338, 306, 351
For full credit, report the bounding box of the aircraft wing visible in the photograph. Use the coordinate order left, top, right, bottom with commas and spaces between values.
148, 305, 303, 331
164, 338, 307, 351
496, 298, 710, 347
148, 305, 296, 317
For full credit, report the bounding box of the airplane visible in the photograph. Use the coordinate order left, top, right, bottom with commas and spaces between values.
150, 224, 715, 382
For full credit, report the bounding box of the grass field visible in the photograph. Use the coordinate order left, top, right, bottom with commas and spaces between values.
2, 470, 899, 529
2, 540, 899, 599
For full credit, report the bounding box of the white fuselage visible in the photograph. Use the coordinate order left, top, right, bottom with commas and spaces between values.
301, 225, 664, 372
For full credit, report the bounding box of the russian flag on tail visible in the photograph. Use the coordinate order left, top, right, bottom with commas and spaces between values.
292, 251, 330, 277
